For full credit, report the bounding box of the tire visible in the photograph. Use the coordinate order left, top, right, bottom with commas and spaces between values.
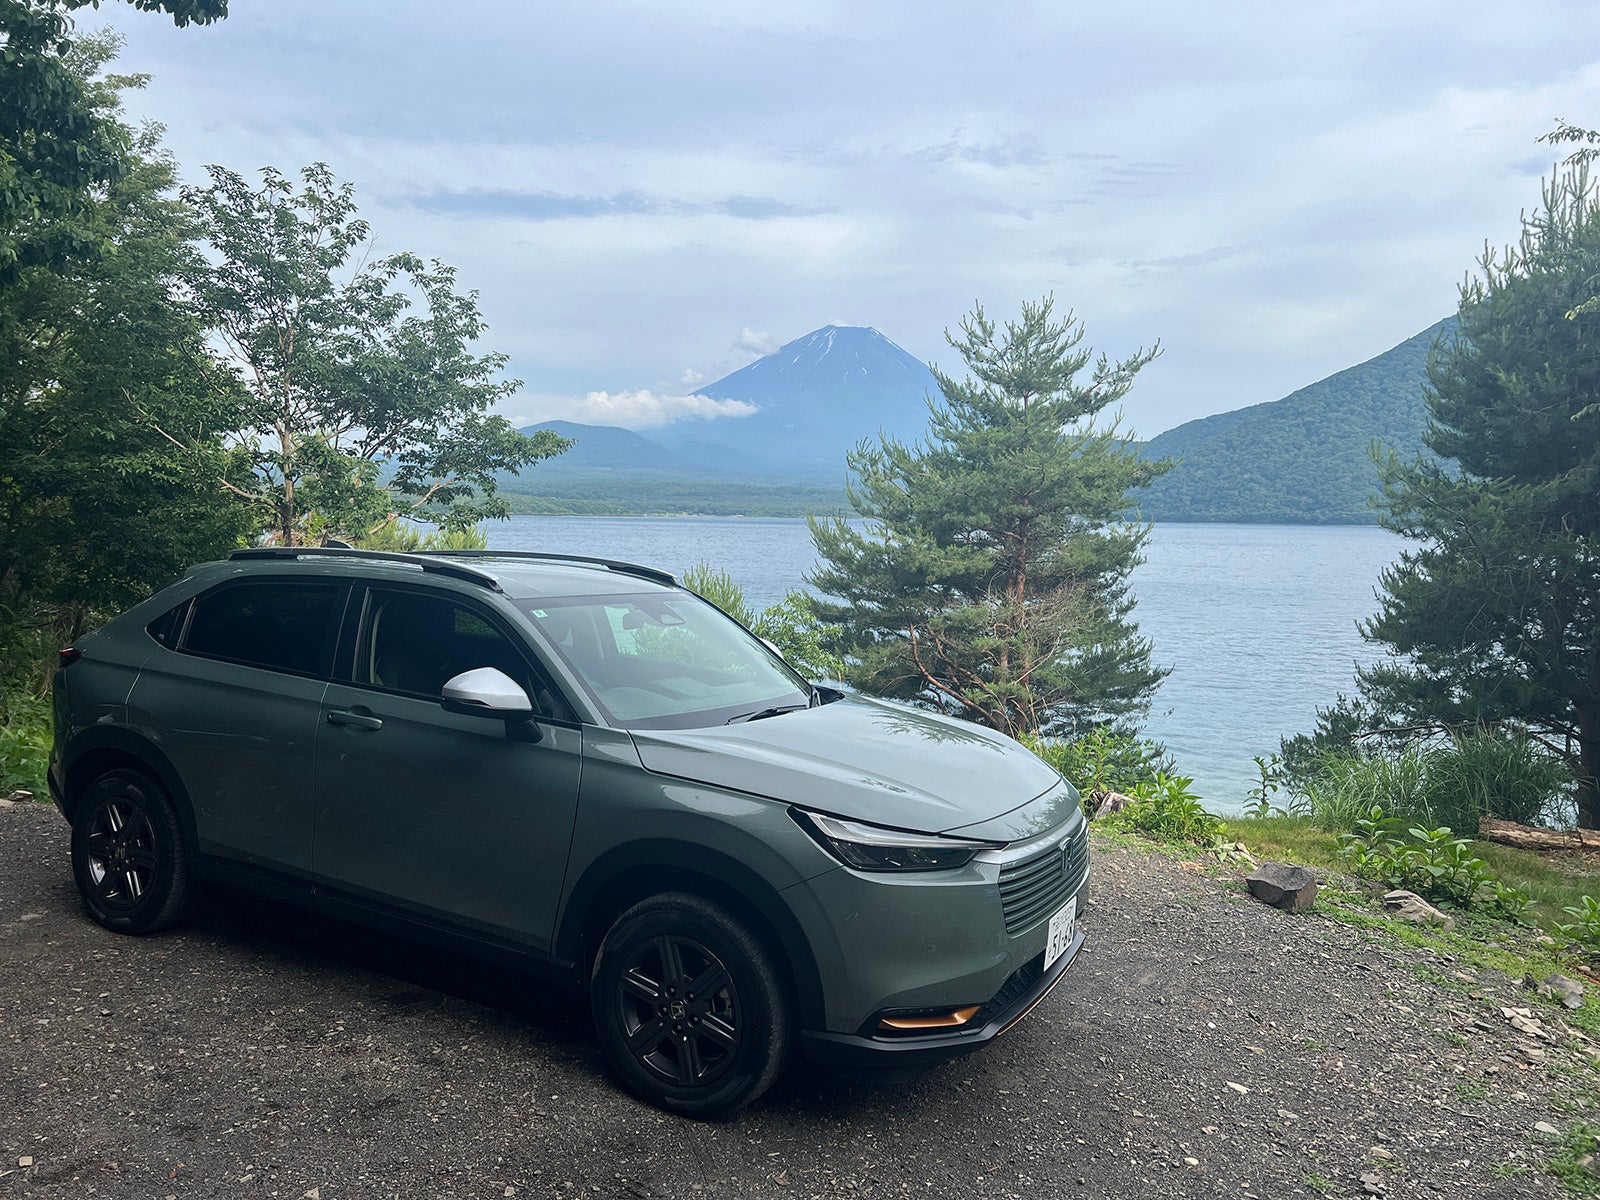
590, 892, 794, 1118
70, 768, 190, 935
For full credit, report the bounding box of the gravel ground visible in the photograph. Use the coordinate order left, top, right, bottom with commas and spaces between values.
1, 801, 1593, 1200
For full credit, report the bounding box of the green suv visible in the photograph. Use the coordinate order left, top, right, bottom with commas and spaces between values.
49, 547, 1089, 1116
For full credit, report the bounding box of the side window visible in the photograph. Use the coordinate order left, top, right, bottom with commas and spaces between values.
181, 581, 344, 678
359, 588, 568, 718
146, 600, 190, 648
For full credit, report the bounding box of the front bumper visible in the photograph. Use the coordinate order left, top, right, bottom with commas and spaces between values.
799, 924, 1087, 1069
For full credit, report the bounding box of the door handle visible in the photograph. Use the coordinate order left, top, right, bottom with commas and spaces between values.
327, 708, 383, 731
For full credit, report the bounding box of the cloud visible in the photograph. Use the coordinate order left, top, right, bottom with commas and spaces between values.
406, 188, 826, 222
732, 327, 775, 357
680, 367, 707, 386
525, 389, 758, 430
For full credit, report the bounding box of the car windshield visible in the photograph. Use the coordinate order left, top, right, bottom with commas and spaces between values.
515, 592, 811, 729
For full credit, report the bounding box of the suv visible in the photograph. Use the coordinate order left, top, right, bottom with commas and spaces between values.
49, 547, 1089, 1116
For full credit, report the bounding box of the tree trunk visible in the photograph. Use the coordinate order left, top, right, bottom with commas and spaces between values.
1578, 700, 1599, 831
1479, 816, 1600, 851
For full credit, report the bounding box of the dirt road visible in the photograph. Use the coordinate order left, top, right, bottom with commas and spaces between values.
0, 803, 1587, 1199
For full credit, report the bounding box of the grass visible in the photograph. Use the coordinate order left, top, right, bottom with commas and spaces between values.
1549, 1122, 1600, 1197
1221, 815, 1600, 940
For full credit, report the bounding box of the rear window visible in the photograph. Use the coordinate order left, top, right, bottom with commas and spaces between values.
181, 581, 345, 678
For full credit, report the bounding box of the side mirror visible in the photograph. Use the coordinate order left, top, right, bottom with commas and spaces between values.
441, 667, 534, 719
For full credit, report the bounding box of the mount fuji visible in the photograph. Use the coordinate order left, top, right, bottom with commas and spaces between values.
657, 325, 944, 473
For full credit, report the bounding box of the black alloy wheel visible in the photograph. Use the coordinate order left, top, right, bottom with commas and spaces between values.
71, 769, 189, 934
591, 893, 793, 1118
616, 933, 742, 1090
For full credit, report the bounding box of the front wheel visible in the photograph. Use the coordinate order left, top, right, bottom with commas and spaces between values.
70, 768, 190, 935
591, 893, 793, 1118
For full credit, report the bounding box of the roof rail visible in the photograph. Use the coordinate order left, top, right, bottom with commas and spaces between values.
421, 550, 677, 588
228, 547, 503, 591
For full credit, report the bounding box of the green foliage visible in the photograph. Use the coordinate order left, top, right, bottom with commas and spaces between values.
354, 520, 489, 553
178, 162, 567, 543
0, 36, 250, 658
1357, 144, 1600, 828
0, 685, 51, 795
1244, 753, 1304, 818
1106, 773, 1224, 846
0, 0, 225, 280
1556, 895, 1600, 955
1137, 320, 1446, 524
680, 562, 758, 627
1021, 727, 1172, 796
809, 296, 1170, 738
1291, 733, 1572, 833
1335, 807, 1529, 914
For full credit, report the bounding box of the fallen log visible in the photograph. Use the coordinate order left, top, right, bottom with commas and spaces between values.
1478, 816, 1600, 852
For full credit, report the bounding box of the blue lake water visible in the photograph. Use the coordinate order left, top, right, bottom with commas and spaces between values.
486, 517, 1402, 812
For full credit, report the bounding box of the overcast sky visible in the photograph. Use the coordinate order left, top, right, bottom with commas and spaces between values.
100, 0, 1598, 436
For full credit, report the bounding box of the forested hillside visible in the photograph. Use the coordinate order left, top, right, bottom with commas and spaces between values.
1136, 319, 1452, 523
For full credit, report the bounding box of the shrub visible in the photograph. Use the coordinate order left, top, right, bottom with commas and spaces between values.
0, 686, 51, 796
1335, 806, 1530, 916
1556, 895, 1600, 955
1108, 773, 1225, 846
1022, 727, 1172, 796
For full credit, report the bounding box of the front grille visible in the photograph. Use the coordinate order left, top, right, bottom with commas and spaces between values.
998, 828, 1088, 935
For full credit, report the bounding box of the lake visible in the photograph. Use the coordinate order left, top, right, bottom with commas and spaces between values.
485, 516, 1402, 812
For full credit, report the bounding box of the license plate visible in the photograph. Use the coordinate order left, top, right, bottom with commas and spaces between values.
1044, 895, 1077, 970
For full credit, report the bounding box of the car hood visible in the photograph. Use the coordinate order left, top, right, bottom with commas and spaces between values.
626, 695, 1070, 836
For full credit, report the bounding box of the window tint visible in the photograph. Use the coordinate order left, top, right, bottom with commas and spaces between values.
359, 588, 567, 718
146, 601, 189, 648
182, 582, 344, 677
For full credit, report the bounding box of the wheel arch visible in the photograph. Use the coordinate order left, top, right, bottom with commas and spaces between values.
61, 729, 197, 853
558, 841, 825, 1030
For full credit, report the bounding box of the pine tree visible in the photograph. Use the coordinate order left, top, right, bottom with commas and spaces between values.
808, 297, 1170, 739
1359, 142, 1600, 828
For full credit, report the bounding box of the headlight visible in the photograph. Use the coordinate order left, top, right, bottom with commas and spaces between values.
791, 809, 1001, 872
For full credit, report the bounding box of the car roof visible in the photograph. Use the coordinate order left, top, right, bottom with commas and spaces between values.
208, 548, 679, 601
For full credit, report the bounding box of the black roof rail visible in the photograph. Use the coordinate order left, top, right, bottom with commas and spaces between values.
421, 550, 677, 588
228, 547, 503, 591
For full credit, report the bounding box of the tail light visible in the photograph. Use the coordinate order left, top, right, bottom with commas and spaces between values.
58, 647, 82, 668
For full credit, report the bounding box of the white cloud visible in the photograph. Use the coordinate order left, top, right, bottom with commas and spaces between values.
525, 389, 758, 430
680, 367, 707, 386
732, 327, 776, 357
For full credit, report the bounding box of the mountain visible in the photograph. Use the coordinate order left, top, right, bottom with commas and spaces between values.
1135, 319, 1452, 524
514, 420, 704, 476
657, 325, 943, 473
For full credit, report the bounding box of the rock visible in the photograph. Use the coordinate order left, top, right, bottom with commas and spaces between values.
1359, 1169, 1386, 1194
1212, 841, 1258, 866
1090, 789, 1135, 819
1369, 1147, 1393, 1160
1537, 973, 1586, 1010
1536, 1121, 1561, 1135
1382, 890, 1455, 930
1225, 1081, 1249, 1095
1246, 862, 1318, 912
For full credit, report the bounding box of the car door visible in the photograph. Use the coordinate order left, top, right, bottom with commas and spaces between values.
311, 583, 583, 954
129, 577, 349, 874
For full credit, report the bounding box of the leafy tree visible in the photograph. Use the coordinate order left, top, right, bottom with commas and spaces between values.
1359, 141, 1600, 828
177, 164, 568, 543
0, 0, 226, 279
0, 34, 248, 659
807, 297, 1170, 738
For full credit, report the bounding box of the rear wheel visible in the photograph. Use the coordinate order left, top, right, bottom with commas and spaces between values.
71, 768, 189, 935
591, 892, 793, 1118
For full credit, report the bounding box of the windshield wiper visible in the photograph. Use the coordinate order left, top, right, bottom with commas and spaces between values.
726, 703, 810, 725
